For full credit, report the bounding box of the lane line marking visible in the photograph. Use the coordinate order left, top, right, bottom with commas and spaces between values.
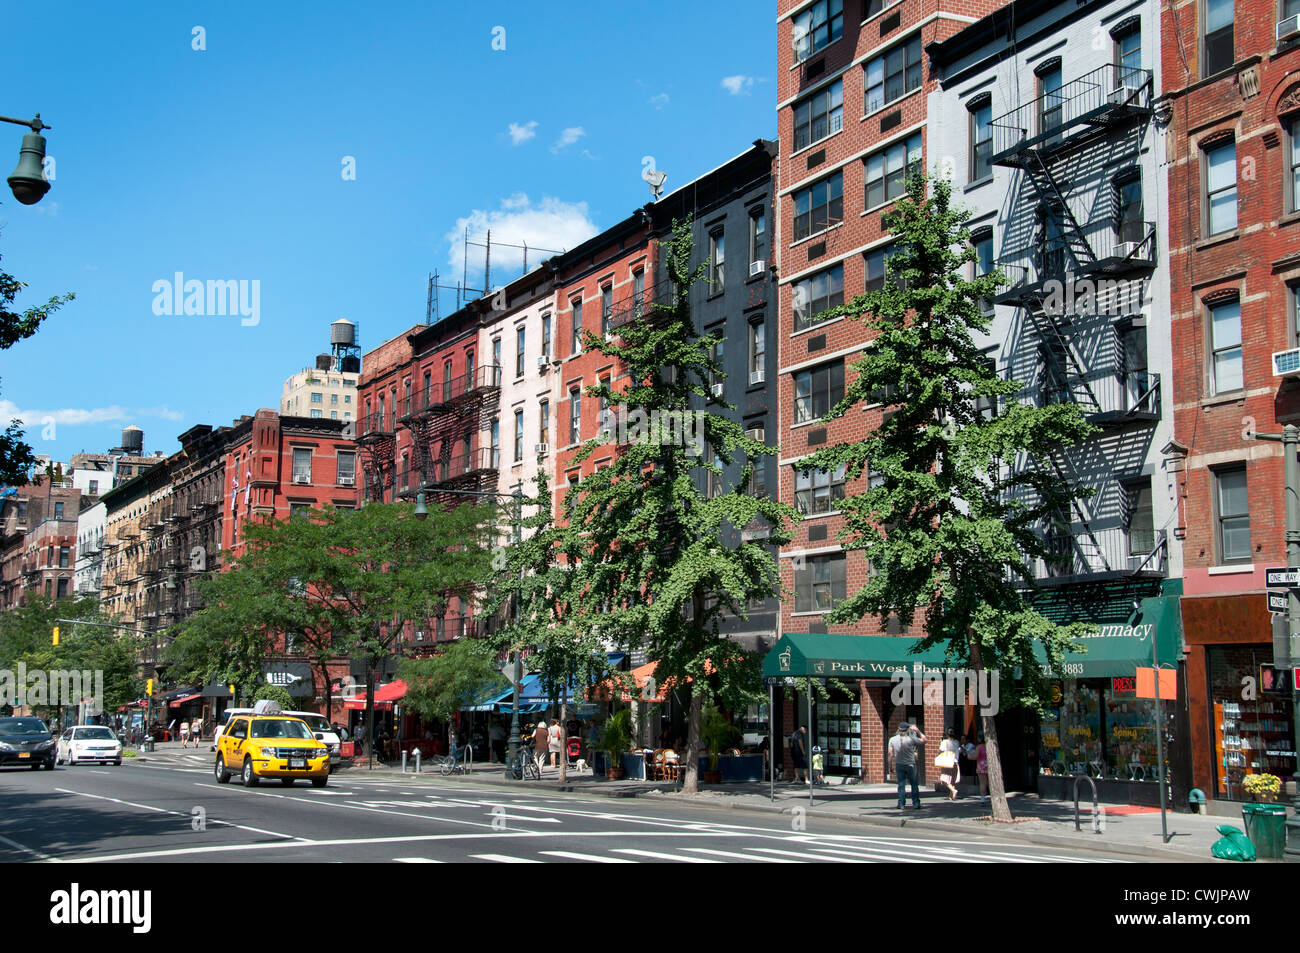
747, 847, 859, 863
394, 857, 444, 863
539, 850, 634, 863
0, 833, 61, 863
469, 854, 542, 863
682, 847, 796, 863
57, 787, 308, 842
612, 848, 721, 863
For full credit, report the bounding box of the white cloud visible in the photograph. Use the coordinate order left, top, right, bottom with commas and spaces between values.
34, 201, 59, 217
0, 401, 184, 426
551, 126, 586, 153
507, 120, 538, 145
721, 75, 756, 96
444, 193, 599, 282
648, 93, 670, 109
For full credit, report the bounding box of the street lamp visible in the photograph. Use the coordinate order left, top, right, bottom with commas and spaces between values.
413, 485, 525, 775
1, 113, 51, 205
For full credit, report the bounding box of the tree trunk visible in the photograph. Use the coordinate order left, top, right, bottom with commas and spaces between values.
558, 677, 568, 785
319, 658, 333, 722
364, 658, 375, 766
968, 632, 1012, 822
681, 688, 703, 794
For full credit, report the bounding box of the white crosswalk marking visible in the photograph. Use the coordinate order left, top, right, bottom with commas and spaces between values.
746, 847, 861, 862
612, 848, 720, 863
393, 857, 443, 863
539, 850, 634, 863
805, 844, 949, 864
470, 854, 542, 863
683, 848, 798, 863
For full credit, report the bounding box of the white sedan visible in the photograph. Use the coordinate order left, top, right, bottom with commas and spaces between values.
56, 726, 124, 766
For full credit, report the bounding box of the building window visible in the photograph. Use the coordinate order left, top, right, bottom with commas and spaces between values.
793, 0, 843, 60
1209, 297, 1243, 394
311, 392, 322, 403
793, 266, 844, 332
1205, 140, 1237, 235
598, 378, 610, 433
292, 448, 312, 483
601, 285, 613, 336
53, 502, 64, 520
1288, 118, 1300, 213
864, 0, 899, 14
514, 410, 524, 463
749, 209, 767, 272
1114, 20, 1142, 81
795, 464, 847, 515
1126, 481, 1155, 555
515, 327, 526, 378
541, 314, 551, 361
969, 97, 993, 182
338, 452, 356, 484
1215, 467, 1251, 563
793, 172, 844, 242
539, 399, 549, 447
569, 388, 581, 445
794, 360, 845, 424
704, 443, 722, 498
88, 480, 98, 495
345, 393, 352, 404
59, 546, 69, 568
1038, 62, 1063, 138
709, 231, 725, 293
706, 335, 726, 397
1116, 173, 1145, 245
865, 35, 923, 113
492, 338, 502, 370
442, 363, 453, 402
632, 270, 644, 318
973, 228, 995, 314
748, 319, 766, 385
400, 453, 409, 491
1203, 0, 1234, 77
865, 133, 922, 209
865, 245, 900, 293
56, 577, 67, 599
793, 79, 843, 151
570, 299, 583, 354
794, 552, 847, 612
310, 409, 323, 418
745, 425, 767, 496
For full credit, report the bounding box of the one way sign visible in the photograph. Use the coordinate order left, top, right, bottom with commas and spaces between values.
1266, 567, 1300, 587
1269, 592, 1289, 614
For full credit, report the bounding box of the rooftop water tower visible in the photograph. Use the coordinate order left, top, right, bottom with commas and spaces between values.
330, 318, 360, 373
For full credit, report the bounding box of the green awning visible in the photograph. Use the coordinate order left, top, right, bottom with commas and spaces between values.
763, 595, 1183, 680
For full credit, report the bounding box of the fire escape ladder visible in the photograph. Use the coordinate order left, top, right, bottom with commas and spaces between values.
1023, 151, 1096, 268
1042, 448, 1111, 574
1023, 299, 1102, 414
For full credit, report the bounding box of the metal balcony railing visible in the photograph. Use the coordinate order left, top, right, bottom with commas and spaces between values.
425, 447, 500, 485
1038, 371, 1160, 426
990, 64, 1153, 165
994, 223, 1157, 303
357, 410, 396, 441
606, 277, 675, 334
1036, 527, 1167, 583
402, 365, 504, 420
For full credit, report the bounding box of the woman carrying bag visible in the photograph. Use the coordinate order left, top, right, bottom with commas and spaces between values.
935, 727, 962, 801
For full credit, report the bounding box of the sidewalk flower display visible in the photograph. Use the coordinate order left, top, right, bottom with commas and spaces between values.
1243, 773, 1281, 802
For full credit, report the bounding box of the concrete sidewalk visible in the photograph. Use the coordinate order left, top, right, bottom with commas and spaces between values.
331, 757, 1255, 862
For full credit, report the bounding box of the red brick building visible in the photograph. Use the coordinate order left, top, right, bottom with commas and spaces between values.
773, 0, 1009, 782
1163, 0, 1300, 803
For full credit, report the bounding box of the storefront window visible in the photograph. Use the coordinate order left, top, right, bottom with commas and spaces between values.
814, 692, 862, 775
1209, 646, 1297, 800
1039, 679, 1175, 782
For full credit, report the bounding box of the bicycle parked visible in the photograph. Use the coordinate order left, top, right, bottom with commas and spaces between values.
432, 744, 473, 776
507, 744, 541, 780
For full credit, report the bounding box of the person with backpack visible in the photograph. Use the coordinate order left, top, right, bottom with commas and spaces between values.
788, 725, 808, 783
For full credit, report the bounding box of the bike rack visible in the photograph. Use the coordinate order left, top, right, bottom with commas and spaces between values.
1074, 774, 1101, 834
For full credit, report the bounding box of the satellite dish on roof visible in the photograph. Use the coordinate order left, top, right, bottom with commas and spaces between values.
644, 168, 667, 200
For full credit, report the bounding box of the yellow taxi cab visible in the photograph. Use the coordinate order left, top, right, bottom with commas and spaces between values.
214, 704, 330, 788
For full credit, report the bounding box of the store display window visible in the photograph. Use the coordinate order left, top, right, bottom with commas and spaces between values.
1039, 678, 1174, 781
1209, 647, 1296, 800
814, 692, 862, 775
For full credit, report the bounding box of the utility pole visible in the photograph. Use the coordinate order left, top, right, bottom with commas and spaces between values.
1249, 424, 1300, 861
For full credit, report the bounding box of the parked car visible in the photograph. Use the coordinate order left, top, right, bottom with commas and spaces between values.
214, 712, 330, 788
283, 711, 342, 764
0, 717, 56, 770
56, 725, 123, 766
210, 708, 254, 752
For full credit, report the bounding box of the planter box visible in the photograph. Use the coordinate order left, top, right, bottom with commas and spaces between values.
695, 753, 765, 783
620, 752, 646, 780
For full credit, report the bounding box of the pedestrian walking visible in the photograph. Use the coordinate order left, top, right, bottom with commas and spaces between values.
888, 721, 927, 809
811, 746, 825, 786
489, 720, 506, 763
975, 732, 989, 803
532, 719, 549, 770
179, 720, 190, 747
935, 727, 961, 801
547, 719, 562, 768
788, 725, 808, 783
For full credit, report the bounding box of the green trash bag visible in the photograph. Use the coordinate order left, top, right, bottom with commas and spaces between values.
1210, 824, 1257, 862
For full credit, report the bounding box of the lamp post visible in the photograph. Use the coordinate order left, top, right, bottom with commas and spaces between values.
0, 113, 52, 205
413, 484, 525, 775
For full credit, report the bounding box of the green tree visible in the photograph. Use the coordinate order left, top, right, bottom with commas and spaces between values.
398, 639, 507, 727
565, 218, 795, 793
480, 469, 610, 782
167, 502, 492, 761
799, 173, 1095, 822
252, 683, 294, 709
0, 262, 74, 485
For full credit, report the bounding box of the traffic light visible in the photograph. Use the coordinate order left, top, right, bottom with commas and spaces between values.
146, 678, 153, 697
51, 626, 59, 646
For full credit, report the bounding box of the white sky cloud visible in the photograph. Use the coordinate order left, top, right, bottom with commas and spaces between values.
721, 75, 756, 95
0, 401, 184, 426
648, 93, 669, 109
507, 120, 538, 145
551, 126, 586, 153
444, 193, 599, 285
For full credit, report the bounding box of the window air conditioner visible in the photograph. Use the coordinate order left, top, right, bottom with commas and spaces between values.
1108, 85, 1140, 105
338, 475, 355, 485
710, 383, 725, 398
534, 443, 549, 454
1273, 348, 1300, 378
537, 355, 549, 369
1112, 241, 1142, 259
293, 475, 312, 485
1279, 15, 1300, 41
750, 260, 766, 276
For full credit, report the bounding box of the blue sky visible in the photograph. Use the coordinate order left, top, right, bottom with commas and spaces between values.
1, 1, 774, 463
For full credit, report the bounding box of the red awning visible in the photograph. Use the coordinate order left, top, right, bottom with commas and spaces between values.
342, 681, 406, 711
168, 692, 201, 708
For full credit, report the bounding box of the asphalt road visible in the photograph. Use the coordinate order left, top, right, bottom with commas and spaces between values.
0, 756, 1155, 863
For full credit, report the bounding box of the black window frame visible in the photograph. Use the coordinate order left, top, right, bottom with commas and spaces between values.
794, 552, 847, 612
793, 264, 845, 332
793, 172, 844, 242
864, 132, 923, 210
793, 359, 845, 424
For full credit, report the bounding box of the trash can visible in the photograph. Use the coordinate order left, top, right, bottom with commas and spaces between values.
1242, 803, 1288, 860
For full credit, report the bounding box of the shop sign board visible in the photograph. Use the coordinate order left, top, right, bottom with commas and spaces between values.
1265, 567, 1300, 587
